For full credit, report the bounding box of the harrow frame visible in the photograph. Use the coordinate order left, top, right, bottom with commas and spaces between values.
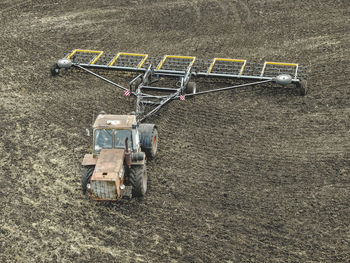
52, 49, 308, 122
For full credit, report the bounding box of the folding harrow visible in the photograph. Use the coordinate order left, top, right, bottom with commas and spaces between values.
52, 49, 308, 123
51, 49, 308, 201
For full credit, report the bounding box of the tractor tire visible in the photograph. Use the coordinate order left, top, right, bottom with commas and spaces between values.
186, 81, 197, 94
298, 79, 308, 96
129, 165, 147, 197
139, 124, 158, 159
82, 166, 94, 194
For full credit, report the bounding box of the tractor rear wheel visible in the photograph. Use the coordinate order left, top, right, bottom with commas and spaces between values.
82, 166, 94, 194
139, 124, 158, 159
147, 127, 158, 159
129, 165, 147, 197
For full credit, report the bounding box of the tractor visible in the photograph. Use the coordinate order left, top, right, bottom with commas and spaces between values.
81, 112, 158, 200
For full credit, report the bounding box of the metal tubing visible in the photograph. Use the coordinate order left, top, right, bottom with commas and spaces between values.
71, 61, 294, 123
74, 64, 134, 94
157, 55, 196, 70
109, 52, 148, 68
75, 63, 147, 72
136, 84, 142, 116
141, 86, 178, 92
207, 58, 247, 75
129, 74, 143, 89
153, 69, 187, 75
261, 61, 298, 79
139, 94, 169, 98
142, 64, 153, 85
196, 72, 271, 80
74, 63, 293, 83
140, 81, 184, 122
138, 64, 193, 122
196, 72, 300, 83
141, 101, 161, 105
140, 94, 175, 122
66, 49, 104, 64
181, 79, 273, 97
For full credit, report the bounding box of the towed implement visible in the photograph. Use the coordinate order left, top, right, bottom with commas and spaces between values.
52, 49, 307, 201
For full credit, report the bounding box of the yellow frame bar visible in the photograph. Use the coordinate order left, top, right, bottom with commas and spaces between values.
157, 55, 196, 70
109, 52, 149, 68
66, 49, 104, 64
207, 58, 247, 75
261, 61, 299, 78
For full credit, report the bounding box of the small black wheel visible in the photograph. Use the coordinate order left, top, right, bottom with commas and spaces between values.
129, 165, 147, 197
82, 166, 94, 194
130, 77, 142, 91
298, 79, 308, 96
186, 82, 197, 94
51, 63, 60, 76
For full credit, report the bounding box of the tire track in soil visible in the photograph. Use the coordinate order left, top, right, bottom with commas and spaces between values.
0, 0, 35, 16
189, 0, 251, 26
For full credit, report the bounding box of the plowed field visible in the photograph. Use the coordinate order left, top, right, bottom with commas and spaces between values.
1, 0, 349, 262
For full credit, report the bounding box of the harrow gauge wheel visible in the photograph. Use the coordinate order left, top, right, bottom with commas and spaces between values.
51, 64, 60, 76
298, 79, 308, 96
186, 81, 197, 95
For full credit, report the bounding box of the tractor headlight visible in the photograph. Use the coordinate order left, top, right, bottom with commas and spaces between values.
119, 166, 124, 178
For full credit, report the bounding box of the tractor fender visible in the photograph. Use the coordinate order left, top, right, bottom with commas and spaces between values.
132, 152, 145, 162
82, 154, 97, 166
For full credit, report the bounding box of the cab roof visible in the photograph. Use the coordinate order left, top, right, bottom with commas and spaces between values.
93, 114, 136, 129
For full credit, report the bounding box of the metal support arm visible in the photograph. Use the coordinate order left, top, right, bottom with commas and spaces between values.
74, 64, 134, 95
181, 79, 273, 98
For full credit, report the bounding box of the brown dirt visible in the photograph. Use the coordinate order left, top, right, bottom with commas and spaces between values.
0, 0, 349, 262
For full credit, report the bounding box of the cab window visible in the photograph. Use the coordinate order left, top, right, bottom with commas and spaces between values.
94, 129, 113, 152
115, 130, 132, 149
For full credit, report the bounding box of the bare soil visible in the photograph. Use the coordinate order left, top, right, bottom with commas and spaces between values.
0, 0, 349, 262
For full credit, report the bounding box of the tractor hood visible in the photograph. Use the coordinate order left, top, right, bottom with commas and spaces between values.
92, 149, 125, 181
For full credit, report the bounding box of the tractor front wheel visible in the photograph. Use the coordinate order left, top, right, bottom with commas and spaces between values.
82, 166, 94, 194
129, 165, 147, 197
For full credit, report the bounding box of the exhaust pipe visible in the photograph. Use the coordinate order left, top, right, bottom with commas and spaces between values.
125, 138, 131, 167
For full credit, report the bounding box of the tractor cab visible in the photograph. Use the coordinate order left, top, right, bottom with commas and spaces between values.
92, 113, 140, 154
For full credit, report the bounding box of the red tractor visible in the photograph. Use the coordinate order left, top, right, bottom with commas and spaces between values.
81, 113, 158, 200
